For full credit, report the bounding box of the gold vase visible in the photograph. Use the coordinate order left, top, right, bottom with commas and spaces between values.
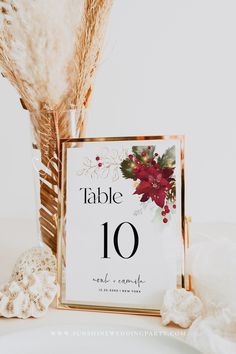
29, 108, 86, 254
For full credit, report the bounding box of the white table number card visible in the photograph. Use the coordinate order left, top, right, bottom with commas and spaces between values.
58, 135, 187, 316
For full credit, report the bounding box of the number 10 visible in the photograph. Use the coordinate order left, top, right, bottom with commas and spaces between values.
102, 222, 139, 259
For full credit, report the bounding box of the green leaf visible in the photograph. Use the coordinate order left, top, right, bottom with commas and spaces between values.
120, 158, 136, 179
158, 146, 176, 169
132, 145, 155, 160
166, 183, 176, 202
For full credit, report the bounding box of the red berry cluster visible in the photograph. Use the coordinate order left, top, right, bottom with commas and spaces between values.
128, 153, 159, 172
96, 156, 103, 168
161, 204, 176, 223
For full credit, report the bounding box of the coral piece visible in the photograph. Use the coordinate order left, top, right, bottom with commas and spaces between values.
161, 288, 203, 329
0, 246, 57, 319
12, 246, 56, 282
0, 270, 57, 319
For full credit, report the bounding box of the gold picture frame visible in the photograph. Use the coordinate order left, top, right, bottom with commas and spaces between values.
57, 135, 189, 316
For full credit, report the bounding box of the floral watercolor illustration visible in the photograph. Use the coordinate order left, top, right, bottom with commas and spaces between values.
120, 145, 176, 224
78, 145, 177, 224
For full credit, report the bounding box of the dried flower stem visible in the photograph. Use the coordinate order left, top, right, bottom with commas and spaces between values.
0, 0, 113, 253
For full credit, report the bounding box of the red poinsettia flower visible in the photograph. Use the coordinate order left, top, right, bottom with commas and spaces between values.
133, 164, 174, 208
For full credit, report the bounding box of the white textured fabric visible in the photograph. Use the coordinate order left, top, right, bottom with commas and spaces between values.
186, 237, 236, 354
187, 312, 236, 354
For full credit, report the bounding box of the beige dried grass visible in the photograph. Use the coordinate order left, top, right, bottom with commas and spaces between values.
0, 0, 113, 253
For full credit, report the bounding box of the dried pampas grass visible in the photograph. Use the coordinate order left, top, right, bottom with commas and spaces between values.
0, 0, 83, 111
71, 0, 113, 108
0, 0, 113, 253
0, 0, 113, 113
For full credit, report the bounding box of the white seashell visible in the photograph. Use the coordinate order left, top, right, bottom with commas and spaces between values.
0, 246, 57, 319
11, 246, 56, 282
0, 270, 57, 319
161, 288, 203, 329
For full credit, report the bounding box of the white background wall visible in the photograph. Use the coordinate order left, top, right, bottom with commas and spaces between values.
0, 0, 235, 223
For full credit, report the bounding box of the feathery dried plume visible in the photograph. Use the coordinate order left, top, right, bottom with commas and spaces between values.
0, 0, 83, 111
0, 0, 113, 253
70, 0, 113, 110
